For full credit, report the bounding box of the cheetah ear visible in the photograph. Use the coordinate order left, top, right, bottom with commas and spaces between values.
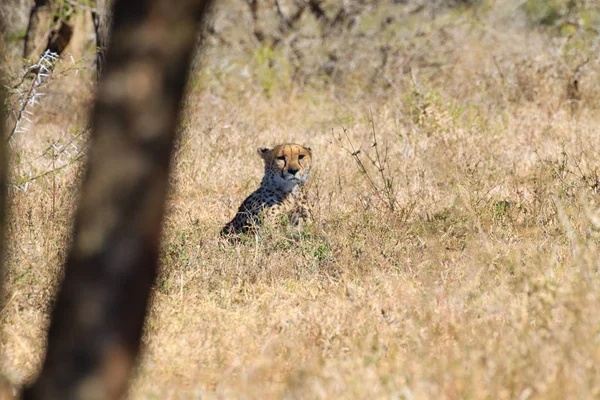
257, 147, 272, 159
305, 146, 312, 154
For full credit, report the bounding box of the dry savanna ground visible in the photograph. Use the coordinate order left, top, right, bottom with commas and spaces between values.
1, 1, 600, 399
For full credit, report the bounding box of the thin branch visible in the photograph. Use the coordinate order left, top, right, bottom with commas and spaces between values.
6, 50, 58, 143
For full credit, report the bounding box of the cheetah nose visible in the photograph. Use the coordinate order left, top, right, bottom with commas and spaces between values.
288, 167, 299, 175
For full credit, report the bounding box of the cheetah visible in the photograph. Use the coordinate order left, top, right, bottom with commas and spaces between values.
221, 143, 313, 237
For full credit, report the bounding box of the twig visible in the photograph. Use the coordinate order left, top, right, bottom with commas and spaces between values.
329, 121, 391, 211
10, 153, 86, 189
7, 50, 58, 143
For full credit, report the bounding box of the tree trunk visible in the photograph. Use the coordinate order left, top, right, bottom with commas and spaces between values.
93, 0, 112, 78
23, 0, 56, 59
20, 0, 214, 398
0, 74, 6, 319
0, 8, 14, 396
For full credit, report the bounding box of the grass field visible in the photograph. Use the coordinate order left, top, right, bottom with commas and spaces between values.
1, 1, 600, 399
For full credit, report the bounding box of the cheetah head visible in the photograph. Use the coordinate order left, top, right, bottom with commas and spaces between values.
258, 143, 312, 192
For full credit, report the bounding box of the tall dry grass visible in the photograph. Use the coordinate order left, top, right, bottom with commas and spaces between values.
2, 1, 600, 399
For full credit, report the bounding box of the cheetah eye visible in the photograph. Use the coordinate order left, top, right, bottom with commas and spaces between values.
298, 154, 305, 160
276, 156, 286, 161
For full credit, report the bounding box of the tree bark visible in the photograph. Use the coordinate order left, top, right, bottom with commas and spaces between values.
21, 0, 214, 398
93, 0, 112, 79
23, 0, 56, 59
0, 74, 6, 317
0, 9, 14, 397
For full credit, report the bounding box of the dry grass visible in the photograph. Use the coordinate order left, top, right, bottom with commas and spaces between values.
2, 1, 600, 399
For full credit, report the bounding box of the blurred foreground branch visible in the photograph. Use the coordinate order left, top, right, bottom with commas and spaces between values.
20, 0, 214, 398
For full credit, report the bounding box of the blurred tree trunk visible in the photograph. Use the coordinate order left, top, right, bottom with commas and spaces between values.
20, 0, 214, 398
93, 0, 112, 78
0, 8, 12, 395
24, 0, 96, 63
23, 0, 57, 59
0, 77, 6, 317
